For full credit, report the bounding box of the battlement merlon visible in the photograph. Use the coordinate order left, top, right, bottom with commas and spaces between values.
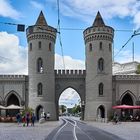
113, 75, 140, 81
55, 70, 86, 78
0, 75, 28, 81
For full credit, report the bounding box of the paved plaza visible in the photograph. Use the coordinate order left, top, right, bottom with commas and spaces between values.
0, 121, 60, 140
87, 121, 140, 140
0, 120, 140, 140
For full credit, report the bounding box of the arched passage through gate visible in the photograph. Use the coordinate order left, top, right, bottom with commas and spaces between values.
58, 88, 81, 118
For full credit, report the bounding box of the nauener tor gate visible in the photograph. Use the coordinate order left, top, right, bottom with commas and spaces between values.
55, 70, 86, 119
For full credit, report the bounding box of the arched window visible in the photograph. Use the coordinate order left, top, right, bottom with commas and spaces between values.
49, 43, 52, 51
99, 83, 103, 96
98, 58, 104, 72
29, 43, 32, 51
99, 42, 102, 50
89, 43, 92, 52
37, 83, 43, 96
38, 41, 41, 50
109, 43, 111, 52
37, 58, 43, 73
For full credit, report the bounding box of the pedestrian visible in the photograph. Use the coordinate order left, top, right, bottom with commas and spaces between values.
31, 113, 36, 126
16, 113, 21, 125
44, 112, 46, 121
47, 112, 50, 120
113, 113, 119, 124
22, 115, 26, 127
26, 113, 30, 127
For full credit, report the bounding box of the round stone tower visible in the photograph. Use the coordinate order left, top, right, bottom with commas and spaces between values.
26, 11, 57, 120
83, 12, 114, 121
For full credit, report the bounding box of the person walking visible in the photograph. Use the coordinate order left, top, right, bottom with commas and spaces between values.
47, 112, 50, 120
26, 113, 30, 127
31, 113, 36, 126
16, 113, 21, 125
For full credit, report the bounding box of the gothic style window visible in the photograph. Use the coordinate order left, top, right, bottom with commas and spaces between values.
89, 43, 92, 52
109, 43, 111, 52
37, 58, 43, 73
99, 42, 102, 50
98, 58, 104, 72
37, 83, 43, 96
99, 83, 103, 96
38, 41, 41, 50
49, 43, 52, 51
29, 43, 32, 51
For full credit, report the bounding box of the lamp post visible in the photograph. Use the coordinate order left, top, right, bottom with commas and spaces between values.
81, 101, 85, 120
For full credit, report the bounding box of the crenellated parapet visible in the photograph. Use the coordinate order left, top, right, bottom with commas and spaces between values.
26, 25, 56, 43
83, 26, 114, 44
0, 75, 28, 81
55, 70, 86, 78
113, 75, 140, 81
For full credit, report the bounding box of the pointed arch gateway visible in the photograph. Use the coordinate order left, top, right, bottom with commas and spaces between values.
55, 73, 85, 120
59, 88, 81, 116
120, 90, 135, 117
5, 91, 21, 116
97, 105, 105, 121
36, 105, 43, 120
120, 90, 136, 105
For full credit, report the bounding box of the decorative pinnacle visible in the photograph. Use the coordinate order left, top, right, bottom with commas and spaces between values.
92, 11, 105, 27
35, 11, 47, 26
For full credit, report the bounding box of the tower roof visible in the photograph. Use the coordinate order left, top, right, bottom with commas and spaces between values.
92, 11, 105, 27
35, 11, 47, 26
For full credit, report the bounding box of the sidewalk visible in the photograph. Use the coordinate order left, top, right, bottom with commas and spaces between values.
0, 121, 60, 140
86, 121, 140, 140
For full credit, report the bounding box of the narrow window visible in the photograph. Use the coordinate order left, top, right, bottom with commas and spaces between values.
38, 41, 41, 50
89, 43, 92, 52
38, 83, 43, 96
99, 83, 103, 96
37, 58, 43, 73
98, 58, 104, 72
99, 42, 102, 50
109, 43, 111, 52
29, 43, 32, 51
49, 43, 52, 51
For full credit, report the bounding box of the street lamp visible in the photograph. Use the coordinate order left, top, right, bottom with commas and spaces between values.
81, 101, 85, 120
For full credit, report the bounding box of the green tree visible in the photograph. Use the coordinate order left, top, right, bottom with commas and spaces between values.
136, 64, 140, 74
71, 104, 81, 114
21, 107, 34, 116
60, 105, 66, 113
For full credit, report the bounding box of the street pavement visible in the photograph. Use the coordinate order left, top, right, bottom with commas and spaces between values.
0, 117, 140, 140
46, 118, 124, 140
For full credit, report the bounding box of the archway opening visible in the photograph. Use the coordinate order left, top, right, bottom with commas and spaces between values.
97, 105, 105, 120
121, 94, 133, 105
6, 94, 20, 117
59, 88, 81, 119
36, 105, 43, 120
121, 93, 134, 118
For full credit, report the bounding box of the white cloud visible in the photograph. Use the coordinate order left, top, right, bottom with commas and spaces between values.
59, 88, 81, 108
0, 32, 85, 74
0, 32, 27, 74
55, 54, 85, 70
114, 48, 140, 63
0, 0, 20, 19
30, 1, 44, 10
48, 0, 140, 27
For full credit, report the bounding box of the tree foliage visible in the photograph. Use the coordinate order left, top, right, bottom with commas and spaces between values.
71, 104, 81, 114
60, 105, 66, 113
136, 64, 140, 74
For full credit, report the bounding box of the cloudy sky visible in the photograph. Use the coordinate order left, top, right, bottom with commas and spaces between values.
0, 0, 140, 107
